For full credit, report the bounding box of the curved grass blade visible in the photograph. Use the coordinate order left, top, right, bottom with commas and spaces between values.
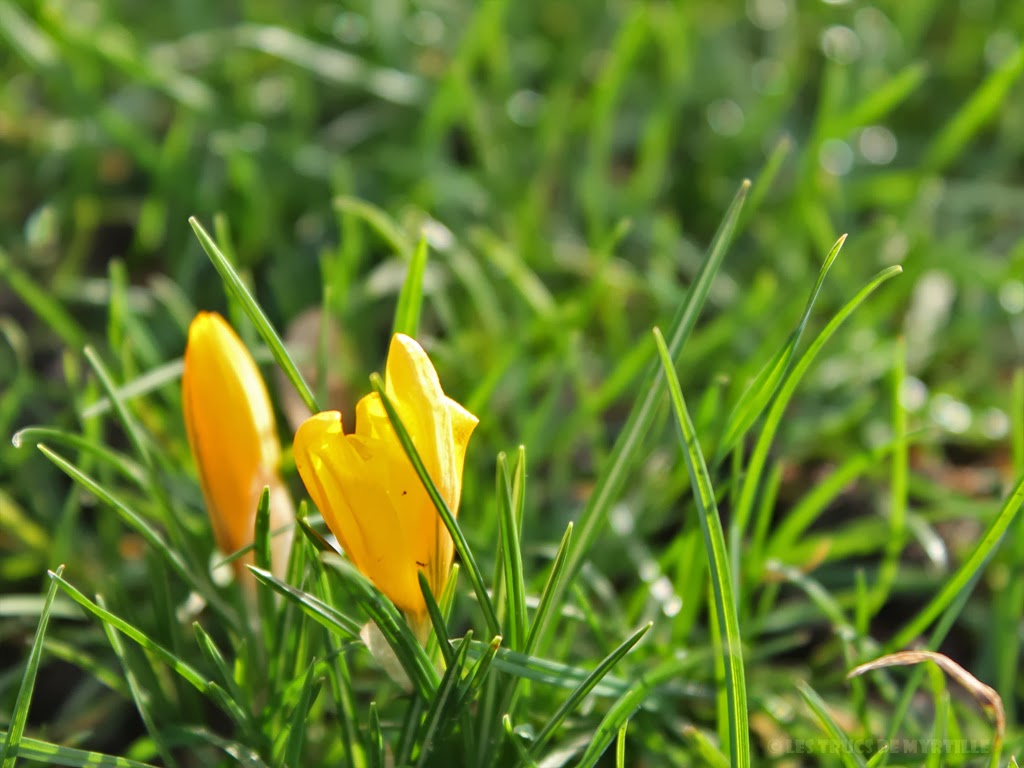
731, 265, 903, 540
716, 234, 847, 462
531, 179, 749, 655
12, 427, 146, 487
1, 564, 63, 767
653, 327, 749, 767
83, 345, 152, 468
887, 472, 1024, 650
370, 372, 501, 637
189, 216, 319, 414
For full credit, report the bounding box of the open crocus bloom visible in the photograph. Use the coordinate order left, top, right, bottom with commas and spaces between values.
293, 333, 478, 621
182, 311, 294, 584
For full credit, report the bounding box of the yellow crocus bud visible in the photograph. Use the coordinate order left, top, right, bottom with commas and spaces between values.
293, 333, 478, 625
182, 311, 293, 586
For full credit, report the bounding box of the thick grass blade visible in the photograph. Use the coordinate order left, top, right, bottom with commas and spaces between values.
0, 732, 159, 768
531, 179, 749, 655
524, 522, 573, 657
366, 702, 384, 768
1, 564, 63, 767
653, 327, 749, 767
887, 472, 1024, 650
189, 216, 320, 414
524, 622, 651, 762
393, 235, 429, 338
369, 372, 501, 637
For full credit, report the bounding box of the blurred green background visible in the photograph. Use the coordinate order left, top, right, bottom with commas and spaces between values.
2, 0, 1024, 762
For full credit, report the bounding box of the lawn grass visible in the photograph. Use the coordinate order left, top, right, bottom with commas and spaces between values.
2, 0, 1023, 765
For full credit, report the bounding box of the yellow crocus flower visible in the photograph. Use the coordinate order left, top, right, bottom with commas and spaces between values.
293, 333, 478, 623
182, 311, 293, 585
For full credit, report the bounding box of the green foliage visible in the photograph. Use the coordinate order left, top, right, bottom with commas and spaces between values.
3, 0, 1024, 765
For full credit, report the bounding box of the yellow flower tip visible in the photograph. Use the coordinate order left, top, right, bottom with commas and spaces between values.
293, 334, 478, 623
182, 311, 293, 583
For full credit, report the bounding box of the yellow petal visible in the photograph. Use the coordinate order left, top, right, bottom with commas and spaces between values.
182, 312, 287, 573
294, 411, 427, 614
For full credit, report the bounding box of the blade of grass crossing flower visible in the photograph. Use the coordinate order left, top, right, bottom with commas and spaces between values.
731, 266, 903, 545
532, 180, 749, 656
524, 622, 651, 763
248, 566, 362, 638
887, 472, 1024, 650
0, 733, 160, 768
188, 216, 320, 414
498, 453, 527, 652
653, 327, 749, 767
797, 681, 868, 768
717, 234, 846, 463
97, 593, 179, 768
415, 630, 474, 768
392, 235, 429, 338
370, 373, 500, 637
322, 553, 439, 697
419, 571, 454, 667
1, 564, 63, 767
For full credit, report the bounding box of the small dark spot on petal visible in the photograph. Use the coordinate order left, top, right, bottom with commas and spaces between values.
401, 490, 408, 496
416, 561, 426, 567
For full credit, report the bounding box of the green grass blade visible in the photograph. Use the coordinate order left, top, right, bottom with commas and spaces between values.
0, 247, 85, 349
731, 265, 903, 539
366, 702, 384, 768
414, 630, 474, 768
392, 235, 429, 338
525, 622, 651, 762
321, 552, 439, 698
419, 570, 454, 667
797, 680, 868, 768
0, 732, 159, 768
369, 372, 501, 637
888, 472, 1024, 650
189, 216, 320, 414
12, 427, 146, 486
717, 234, 847, 461
531, 179, 749, 654
498, 452, 527, 652
83, 345, 152, 468
281, 662, 321, 768
248, 566, 362, 639
924, 42, 1024, 172
1, 564, 64, 767
523, 521, 573, 656
653, 327, 749, 767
